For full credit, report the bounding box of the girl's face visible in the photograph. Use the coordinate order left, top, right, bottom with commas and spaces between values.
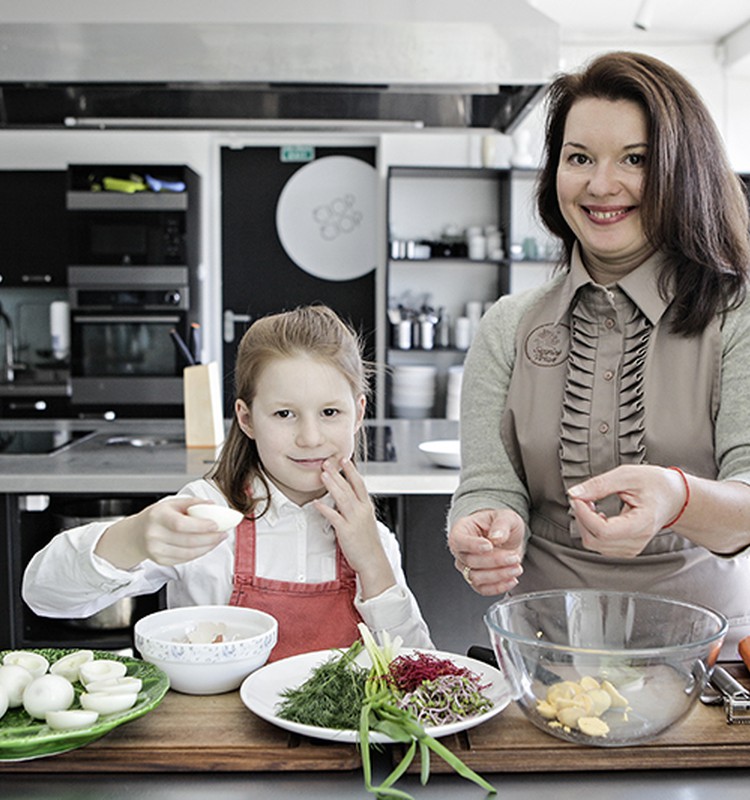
235, 354, 366, 507
556, 97, 652, 283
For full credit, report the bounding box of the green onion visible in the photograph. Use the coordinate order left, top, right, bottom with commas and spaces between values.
357, 623, 497, 799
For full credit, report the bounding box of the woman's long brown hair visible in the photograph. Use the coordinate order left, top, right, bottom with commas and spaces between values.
207, 305, 371, 517
535, 50, 750, 335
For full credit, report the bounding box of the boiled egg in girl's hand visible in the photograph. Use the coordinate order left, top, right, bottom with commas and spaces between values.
187, 504, 244, 531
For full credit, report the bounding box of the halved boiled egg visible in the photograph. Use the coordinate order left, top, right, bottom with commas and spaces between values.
50, 649, 95, 683
80, 691, 138, 714
0, 664, 35, 708
23, 674, 75, 720
3, 650, 49, 679
78, 659, 128, 687
85, 676, 142, 695
187, 504, 244, 531
46, 709, 99, 731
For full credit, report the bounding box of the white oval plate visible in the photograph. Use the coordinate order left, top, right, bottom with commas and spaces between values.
240, 647, 510, 744
418, 439, 461, 469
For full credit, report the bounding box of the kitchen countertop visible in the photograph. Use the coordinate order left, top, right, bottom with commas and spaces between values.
0, 418, 461, 495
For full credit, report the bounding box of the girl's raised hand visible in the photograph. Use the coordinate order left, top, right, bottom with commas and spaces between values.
314, 457, 396, 600
95, 497, 230, 569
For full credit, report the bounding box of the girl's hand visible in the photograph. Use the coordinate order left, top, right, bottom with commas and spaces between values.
448, 508, 525, 596
568, 464, 688, 558
95, 497, 230, 569
314, 457, 396, 600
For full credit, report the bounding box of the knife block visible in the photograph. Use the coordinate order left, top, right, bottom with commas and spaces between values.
183, 362, 225, 448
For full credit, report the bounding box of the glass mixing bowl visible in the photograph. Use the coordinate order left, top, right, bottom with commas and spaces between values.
484, 589, 727, 747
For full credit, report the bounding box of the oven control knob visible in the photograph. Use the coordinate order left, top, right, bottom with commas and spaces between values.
163, 290, 182, 305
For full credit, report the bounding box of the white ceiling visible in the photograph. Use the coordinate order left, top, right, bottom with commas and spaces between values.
530, 0, 750, 45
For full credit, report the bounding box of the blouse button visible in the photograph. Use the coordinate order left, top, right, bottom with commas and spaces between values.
603, 369, 614, 381
604, 318, 616, 330
598, 422, 610, 434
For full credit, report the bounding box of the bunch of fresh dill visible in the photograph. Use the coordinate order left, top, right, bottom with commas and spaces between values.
276, 640, 368, 730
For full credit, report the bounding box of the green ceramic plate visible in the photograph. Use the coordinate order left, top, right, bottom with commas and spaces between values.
0, 648, 169, 761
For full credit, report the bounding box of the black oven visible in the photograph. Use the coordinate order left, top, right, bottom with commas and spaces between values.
69, 266, 190, 411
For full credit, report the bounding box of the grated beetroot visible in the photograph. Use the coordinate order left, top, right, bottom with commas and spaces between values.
387, 651, 475, 693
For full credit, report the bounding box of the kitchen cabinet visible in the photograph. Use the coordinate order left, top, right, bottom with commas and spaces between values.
0, 171, 68, 286
385, 166, 553, 417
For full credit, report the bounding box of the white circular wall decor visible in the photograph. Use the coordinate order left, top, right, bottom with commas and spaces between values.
275, 156, 377, 281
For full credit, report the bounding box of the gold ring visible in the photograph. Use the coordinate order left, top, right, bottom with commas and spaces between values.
462, 564, 473, 585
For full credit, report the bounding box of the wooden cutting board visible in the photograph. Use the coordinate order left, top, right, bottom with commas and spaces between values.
406, 662, 750, 773
0, 690, 361, 773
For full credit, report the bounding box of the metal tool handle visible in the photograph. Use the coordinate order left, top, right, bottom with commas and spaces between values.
710, 666, 750, 700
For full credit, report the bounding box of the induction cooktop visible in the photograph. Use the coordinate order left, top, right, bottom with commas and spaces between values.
0, 428, 95, 455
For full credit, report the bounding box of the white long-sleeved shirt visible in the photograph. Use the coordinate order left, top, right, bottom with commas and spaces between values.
23, 477, 433, 649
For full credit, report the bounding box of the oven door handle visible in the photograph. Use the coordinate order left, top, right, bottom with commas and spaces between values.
73, 315, 183, 324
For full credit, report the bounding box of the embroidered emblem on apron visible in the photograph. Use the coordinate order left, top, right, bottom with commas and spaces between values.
524, 323, 568, 367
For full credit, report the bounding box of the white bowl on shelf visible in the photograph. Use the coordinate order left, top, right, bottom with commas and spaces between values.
418, 439, 461, 469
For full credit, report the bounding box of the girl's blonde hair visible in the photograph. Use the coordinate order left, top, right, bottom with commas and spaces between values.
208, 304, 371, 516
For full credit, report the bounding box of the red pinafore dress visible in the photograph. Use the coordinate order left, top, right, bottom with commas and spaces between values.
229, 514, 363, 662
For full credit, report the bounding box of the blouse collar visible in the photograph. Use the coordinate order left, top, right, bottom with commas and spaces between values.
554, 243, 674, 327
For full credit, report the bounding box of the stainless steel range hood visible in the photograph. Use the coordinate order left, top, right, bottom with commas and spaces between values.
0, 2, 559, 131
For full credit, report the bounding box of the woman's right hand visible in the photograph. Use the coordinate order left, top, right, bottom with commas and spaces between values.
447, 508, 525, 596
94, 497, 230, 569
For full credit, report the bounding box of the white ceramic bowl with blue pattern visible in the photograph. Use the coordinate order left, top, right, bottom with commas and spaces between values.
134, 605, 278, 694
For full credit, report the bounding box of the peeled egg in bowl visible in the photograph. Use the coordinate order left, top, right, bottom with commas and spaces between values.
187, 504, 244, 531
22, 674, 75, 720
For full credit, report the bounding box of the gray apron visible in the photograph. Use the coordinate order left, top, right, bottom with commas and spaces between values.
501, 265, 750, 658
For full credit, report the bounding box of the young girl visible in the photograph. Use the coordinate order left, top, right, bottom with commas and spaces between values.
23, 305, 433, 660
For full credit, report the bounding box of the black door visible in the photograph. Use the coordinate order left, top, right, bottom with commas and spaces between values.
220, 146, 377, 416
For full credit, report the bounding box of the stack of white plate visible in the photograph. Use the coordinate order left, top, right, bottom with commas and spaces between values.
445, 365, 463, 420
391, 365, 437, 418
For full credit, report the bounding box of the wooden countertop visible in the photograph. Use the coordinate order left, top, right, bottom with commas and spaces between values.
3, 666, 749, 775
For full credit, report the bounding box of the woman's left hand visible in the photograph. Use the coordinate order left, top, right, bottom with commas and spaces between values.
567, 465, 688, 558
314, 457, 396, 599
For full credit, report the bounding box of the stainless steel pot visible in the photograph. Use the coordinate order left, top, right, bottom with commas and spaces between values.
54, 498, 141, 630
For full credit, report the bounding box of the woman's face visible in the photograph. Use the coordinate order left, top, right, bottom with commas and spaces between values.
556, 97, 652, 282
235, 354, 365, 507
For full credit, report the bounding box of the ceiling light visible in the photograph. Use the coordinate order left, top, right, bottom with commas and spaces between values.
634, 0, 655, 31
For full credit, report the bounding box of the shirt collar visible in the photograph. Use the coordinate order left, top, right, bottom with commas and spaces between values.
251, 473, 334, 526
553, 243, 673, 326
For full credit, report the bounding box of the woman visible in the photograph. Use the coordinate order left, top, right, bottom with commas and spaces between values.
448, 51, 750, 655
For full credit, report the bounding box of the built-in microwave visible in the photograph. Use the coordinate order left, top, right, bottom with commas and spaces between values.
68, 209, 187, 266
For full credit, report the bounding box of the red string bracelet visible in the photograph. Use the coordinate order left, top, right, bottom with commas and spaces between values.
664, 466, 690, 529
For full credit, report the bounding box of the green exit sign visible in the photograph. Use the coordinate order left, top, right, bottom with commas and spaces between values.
280, 145, 315, 163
